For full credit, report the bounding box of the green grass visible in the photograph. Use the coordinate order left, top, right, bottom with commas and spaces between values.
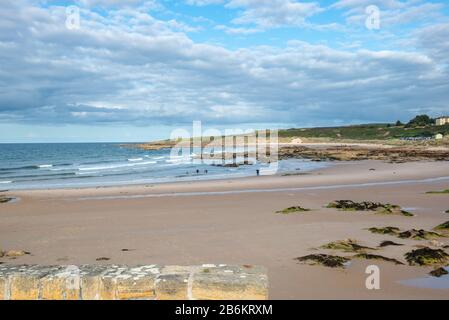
277, 123, 449, 141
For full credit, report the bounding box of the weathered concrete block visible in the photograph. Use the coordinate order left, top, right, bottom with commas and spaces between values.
192, 265, 268, 300
0, 264, 268, 300
40, 266, 81, 300
9, 266, 60, 300
155, 273, 190, 300
115, 266, 159, 300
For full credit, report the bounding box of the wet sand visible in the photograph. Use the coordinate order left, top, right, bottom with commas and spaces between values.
1, 160, 449, 299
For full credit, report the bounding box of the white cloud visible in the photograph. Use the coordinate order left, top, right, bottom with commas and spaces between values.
226, 0, 323, 28
333, 0, 445, 27
0, 0, 448, 129
185, 0, 225, 6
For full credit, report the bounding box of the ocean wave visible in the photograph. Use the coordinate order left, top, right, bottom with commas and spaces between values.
78, 161, 157, 172
128, 158, 143, 162
38, 164, 53, 168
0, 180, 12, 184
148, 156, 166, 160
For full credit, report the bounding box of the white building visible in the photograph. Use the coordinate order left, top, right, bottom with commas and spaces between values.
435, 133, 444, 140
436, 116, 449, 126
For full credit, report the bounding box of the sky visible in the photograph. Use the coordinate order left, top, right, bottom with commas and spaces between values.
0, 0, 449, 142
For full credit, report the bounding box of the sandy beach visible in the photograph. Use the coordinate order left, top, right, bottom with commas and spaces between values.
1, 160, 449, 299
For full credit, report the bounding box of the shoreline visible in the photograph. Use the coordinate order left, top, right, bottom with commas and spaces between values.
1, 160, 449, 299
6, 160, 449, 199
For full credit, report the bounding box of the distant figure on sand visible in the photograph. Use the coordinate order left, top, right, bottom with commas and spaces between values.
256, 169, 260, 176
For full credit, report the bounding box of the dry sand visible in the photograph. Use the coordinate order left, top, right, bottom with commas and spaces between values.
1, 160, 449, 299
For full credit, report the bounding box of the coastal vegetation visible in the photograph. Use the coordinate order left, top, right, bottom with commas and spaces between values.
278, 115, 449, 141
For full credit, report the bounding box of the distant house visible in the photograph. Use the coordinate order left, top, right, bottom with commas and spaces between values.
436, 116, 449, 126
435, 133, 444, 140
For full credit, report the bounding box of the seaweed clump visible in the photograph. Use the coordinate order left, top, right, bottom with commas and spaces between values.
353, 253, 404, 265
405, 247, 449, 266
379, 240, 403, 248
433, 221, 449, 236
276, 206, 311, 214
0, 195, 13, 203
367, 227, 400, 235
327, 200, 413, 216
321, 239, 374, 253
295, 254, 350, 268
429, 267, 448, 278
426, 189, 449, 194
398, 229, 443, 240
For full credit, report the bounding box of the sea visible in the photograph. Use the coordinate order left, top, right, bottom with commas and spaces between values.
0, 143, 328, 190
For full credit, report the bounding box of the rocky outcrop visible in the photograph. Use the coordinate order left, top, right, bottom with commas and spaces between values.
0, 264, 268, 300
278, 145, 449, 162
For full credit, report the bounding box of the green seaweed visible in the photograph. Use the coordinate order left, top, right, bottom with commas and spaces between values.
276, 206, 311, 214
321, 239, 374, 253
405, 248, 449, 266
327, 200, 413, 216
367, 227, 400, 235
0, 195, 13, 203
426, 189, 449, 194
433, 221, 449, 233
379, 240, 403, 248
353, 253, 404, 265
398, 229, 443, 240
295, 254, 350, 268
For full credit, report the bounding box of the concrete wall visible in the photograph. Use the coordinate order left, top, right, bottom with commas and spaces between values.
0, 264, 268, 300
